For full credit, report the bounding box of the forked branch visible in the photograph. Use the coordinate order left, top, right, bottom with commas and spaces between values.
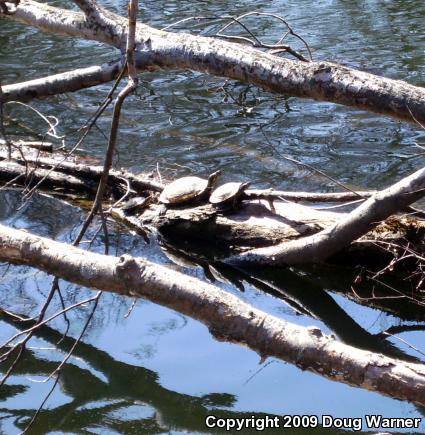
228, 166, 425, 266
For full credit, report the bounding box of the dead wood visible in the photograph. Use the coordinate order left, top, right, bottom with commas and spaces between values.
0, 222, 425, 406
228, 166, 425, 266
0, 149, 163, 195
2, 0, 425, 125
0, 158, 96, 194
0, 139, 54, 152
1, 150, 424, 268
245, 189, 375, 202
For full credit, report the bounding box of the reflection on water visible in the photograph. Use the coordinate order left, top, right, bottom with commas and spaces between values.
1, 0, 425, 432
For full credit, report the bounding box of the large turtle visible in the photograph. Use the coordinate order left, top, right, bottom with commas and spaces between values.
209, 181, 250, 209
158, 170, 221, 212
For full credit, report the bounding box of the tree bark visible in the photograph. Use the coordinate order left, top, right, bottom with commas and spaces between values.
228, 166, 425, 265
2, 0, 425, 124
0, 222, 425, 406
1, 150, 424, 262
0, 149, 164, 193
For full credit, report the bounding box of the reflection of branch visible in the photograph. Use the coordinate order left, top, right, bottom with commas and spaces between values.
1, 224, 425, 406
366, 240, 425, 293
0, 309, 372, 434
230, 266, 419, 362
22, 373, 60, 434
0, 294, 99, 355
0, 311, 246, 433
374, 324, 425, 360
47, 291, 101, 383
376, 324, 425, 339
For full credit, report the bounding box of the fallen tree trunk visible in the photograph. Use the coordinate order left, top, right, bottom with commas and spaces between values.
1, 149, 424, 264
0, 159, 97, 194
2, 0, 425, 125
0, 139, 54, 152
0, 222, 425, 406
0, 148, 163, 195
0, 147, 370, 202
228, 166, 425, 265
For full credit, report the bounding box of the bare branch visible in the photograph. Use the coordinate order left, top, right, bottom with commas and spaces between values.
1, 224, 425, 405
73, 0, 139, 245
0, 83, 12, 159
2, 1, 425, 124
2, 61, 123, 103
228, 166, 425, 266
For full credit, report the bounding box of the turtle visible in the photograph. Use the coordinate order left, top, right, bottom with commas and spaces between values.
209, 181, 250, 209
158, 170, 221, 213
121, 196, 152, 215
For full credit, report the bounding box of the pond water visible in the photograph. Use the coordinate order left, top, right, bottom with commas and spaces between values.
1, 0, 425, 433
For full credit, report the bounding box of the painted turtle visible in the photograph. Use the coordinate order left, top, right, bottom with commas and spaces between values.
159, 170, 221, 207
209, 181, 250, 209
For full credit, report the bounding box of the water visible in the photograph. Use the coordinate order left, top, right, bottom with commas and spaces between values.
1, 0, 425, 433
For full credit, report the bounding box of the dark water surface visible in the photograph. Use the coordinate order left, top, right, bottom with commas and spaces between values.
1, 0, 425, 433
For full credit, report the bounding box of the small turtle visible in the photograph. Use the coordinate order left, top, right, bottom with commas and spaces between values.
209, 181, 250, 209
158, 170, 221, 211
121, 196, 152, 215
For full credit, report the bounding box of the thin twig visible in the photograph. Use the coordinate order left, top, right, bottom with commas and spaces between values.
21, 373, 61, 434
0, 82, 12, 159
260, 128, 365, 198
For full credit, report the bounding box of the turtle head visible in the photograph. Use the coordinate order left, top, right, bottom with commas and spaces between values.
207, 170, 221, 187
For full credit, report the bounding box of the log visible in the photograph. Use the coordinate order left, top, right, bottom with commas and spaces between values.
0, 159, 96, 194
135, 200, 338, 246
0, 222, 425, 406
0, 150, 164, 195
0, 139, 54, 152
228, 166, 425, 265
2, 0, 425, 125
1, 151, 424, 265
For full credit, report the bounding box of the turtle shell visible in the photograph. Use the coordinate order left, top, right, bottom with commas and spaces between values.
209, 182, 250, 205
121, 196, 151, 213
159, 176, 209, 205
